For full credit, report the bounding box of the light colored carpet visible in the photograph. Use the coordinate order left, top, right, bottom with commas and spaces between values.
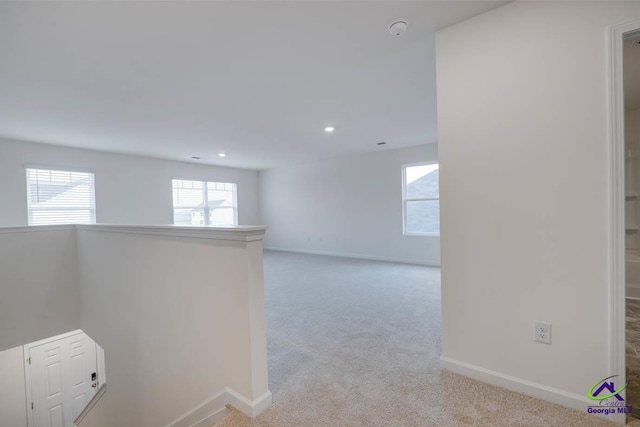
628, 298, 640, 421
217, 251, 631, 427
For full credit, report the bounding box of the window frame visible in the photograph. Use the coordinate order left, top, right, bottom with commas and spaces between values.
25, 164, 97, 226
171, 177, 238, 226
402, 161, 440, 237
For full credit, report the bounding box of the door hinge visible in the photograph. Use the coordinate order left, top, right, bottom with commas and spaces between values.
27, 357, 31, 365
31, 402, 33, 410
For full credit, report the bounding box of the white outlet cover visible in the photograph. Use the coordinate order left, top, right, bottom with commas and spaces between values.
534, 321, 552, 344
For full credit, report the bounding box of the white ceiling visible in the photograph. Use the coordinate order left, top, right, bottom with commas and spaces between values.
0, 1, 508, 170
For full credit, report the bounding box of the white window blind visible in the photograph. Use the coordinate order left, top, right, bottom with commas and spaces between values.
26, 168, 96, 226
172, 179, 238, 226
402, 163, 440, 235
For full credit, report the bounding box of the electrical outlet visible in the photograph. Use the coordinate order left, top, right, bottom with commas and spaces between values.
534, 321, 551, 344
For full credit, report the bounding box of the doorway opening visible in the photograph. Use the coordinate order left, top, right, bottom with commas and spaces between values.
23, 330, 106, 427
610, 17, 640, 425
624, 27, 640, 422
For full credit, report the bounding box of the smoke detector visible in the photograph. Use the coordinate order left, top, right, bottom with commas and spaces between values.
388, 20, 408, 37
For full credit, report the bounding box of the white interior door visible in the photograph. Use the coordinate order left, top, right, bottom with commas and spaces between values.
28, 331, 98, 427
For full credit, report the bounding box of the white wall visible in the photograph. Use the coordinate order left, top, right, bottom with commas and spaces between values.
0, 138, 260, 227
626, 109, 640, 147
0, 225, 81, 427
259, 144, 440, 265
0, 225, 268, 426
0, 346, 27, 427
437, 0, 640, 410
625, 109, 640, 250
76, 227, 268, 426
0, 227, 80, 351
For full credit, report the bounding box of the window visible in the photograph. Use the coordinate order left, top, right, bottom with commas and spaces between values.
402, 162, 440, 235
172, 179, 237, 226
26, 167, 96, 226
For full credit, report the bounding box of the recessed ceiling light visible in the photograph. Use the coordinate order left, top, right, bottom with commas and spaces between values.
218, 152, 227, 158
324, 126, 335, 133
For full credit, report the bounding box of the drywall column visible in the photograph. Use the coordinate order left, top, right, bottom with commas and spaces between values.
75, 225, 270, 427
436, 0, 640, 414
246, 239, 269, 403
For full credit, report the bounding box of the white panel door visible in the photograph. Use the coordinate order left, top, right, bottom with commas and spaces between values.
29, 332, 98, 427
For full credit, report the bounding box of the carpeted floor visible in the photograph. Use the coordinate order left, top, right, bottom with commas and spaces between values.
628, 298, 640, 421
218, 251, 630, 427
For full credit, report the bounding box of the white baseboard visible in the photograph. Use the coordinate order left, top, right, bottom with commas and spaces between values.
264, 247, 440, 267
226, 389, 273, 418
440, 356, 588, 410
627, 284, 640, 299
167, 388, 272, 427
440, 357, 622, 424
191, 407, 231, 427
